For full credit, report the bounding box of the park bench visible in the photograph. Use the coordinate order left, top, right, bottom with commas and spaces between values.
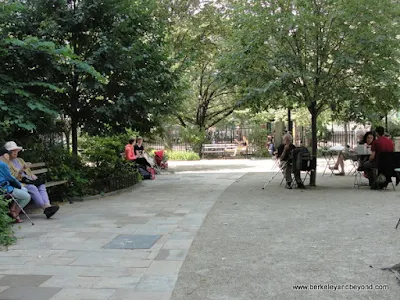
202, 144, 248, 157
29, 162, 68, 188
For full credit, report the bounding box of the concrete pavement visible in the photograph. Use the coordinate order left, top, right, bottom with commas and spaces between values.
0, 165, 243, 300
1, 158, 399, 300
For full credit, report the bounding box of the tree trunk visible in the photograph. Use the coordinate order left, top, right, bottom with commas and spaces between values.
309, 102, 318, 186
344, 122, 348, 146
65, 131, 70, 153
71, 116, 78, 156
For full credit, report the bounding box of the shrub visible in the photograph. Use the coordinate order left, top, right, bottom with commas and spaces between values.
21, 134, 140, 199
0, 196, 16, 247
166, 150, 200, 161
248, 126, 270, 157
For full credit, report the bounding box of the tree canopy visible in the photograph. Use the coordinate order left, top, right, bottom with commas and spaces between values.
0, 0, 399, 172
222, 0, 400, 184
1, 0, 182, 153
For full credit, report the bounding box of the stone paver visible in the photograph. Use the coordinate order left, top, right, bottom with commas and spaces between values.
50, 288, 115, 300
0, 162, 243, 300
109, 290, 172, 300
0, 286, 61, 300
0, 275, 51, 287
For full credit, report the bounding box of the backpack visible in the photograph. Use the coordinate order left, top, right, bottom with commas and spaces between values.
291, 147, 312, 171
138, 166, 152, 180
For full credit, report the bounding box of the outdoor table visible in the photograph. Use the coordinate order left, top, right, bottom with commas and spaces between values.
322, 145, 345, 176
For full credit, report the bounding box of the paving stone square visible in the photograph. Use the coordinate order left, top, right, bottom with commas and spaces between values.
49, 288, 115, 300
103, 234, 162, 250
0, 275, 51, 287
109, 290, 172, 300
155, 249, 189, 261
0, 286, 61, 300
135, 275, 177, 292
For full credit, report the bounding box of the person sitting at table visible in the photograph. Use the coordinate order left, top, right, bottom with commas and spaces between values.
329, 132, 368, 176
277, 134, 305, 189
363, 126, 394, 187
356, 131, 376, 168
4, 141, 59, 219
0, 147, 31, 223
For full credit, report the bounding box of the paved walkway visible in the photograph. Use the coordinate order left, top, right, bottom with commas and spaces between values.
0, 159, 399, 300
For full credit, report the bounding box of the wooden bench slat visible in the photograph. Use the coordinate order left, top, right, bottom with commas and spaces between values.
29, 162, 46, 168
31, 168, 48, 175
45, 180, 68, 188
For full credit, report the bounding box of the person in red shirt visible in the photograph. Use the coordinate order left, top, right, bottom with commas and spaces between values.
363, 126, 394, 186
124, 138, 137, 161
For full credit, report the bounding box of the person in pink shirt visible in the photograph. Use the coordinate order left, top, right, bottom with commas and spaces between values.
124, 138, 137, 161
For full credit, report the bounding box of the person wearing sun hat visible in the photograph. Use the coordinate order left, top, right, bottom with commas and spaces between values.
0, 147, 31, 223
4, 141, 59, 219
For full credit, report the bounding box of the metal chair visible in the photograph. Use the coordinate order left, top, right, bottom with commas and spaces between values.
262, 161, 288, 189
348, 159, 359, 176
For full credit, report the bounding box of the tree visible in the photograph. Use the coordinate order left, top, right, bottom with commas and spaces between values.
225, 0, 400, 185
160, 2, 242, 145
0, 0, 103, 139
4, 0, 180, 155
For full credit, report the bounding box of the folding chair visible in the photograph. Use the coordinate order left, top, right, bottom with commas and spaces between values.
0, 187, 34, 225
271, 156, 279, 171
348, 159, 359, 176
262, 161, 287, 189
353, 170, 365, 188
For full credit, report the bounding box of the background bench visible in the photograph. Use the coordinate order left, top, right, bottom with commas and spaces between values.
202, 144, 248, 157
29, 162, 68, 188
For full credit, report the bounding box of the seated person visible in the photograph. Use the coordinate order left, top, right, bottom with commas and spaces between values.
234, 136, 248, 147
356, 131, 376, 169
125, 137, 137, 161
277, 134, 305, 189
0, 147, 31, 223
134, 137, 152, 169
267, 135, 275, 156
330, 132, 374, 175
233, 136, 248, 156
4, 141, 59, 219
363, 126, 394, 187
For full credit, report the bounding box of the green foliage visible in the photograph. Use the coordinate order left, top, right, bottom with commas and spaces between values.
171, 2, 241, 136
80, 134, 129, 168
1, 0, 182, 153
20, 135, 140, 198
166, 150, 200, 161
0, 196, 16, 247
223, 0, 400, 185
179, 126, 207, 154
248, 126, 270, 158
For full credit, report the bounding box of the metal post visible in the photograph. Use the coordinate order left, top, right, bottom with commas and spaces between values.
385, 115, 388, 133
288, 108, 293, 133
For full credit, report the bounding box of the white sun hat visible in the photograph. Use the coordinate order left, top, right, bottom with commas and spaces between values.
4, 141, 23, 152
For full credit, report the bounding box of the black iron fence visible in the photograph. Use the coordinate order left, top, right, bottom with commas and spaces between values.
147, 128, 363, 155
